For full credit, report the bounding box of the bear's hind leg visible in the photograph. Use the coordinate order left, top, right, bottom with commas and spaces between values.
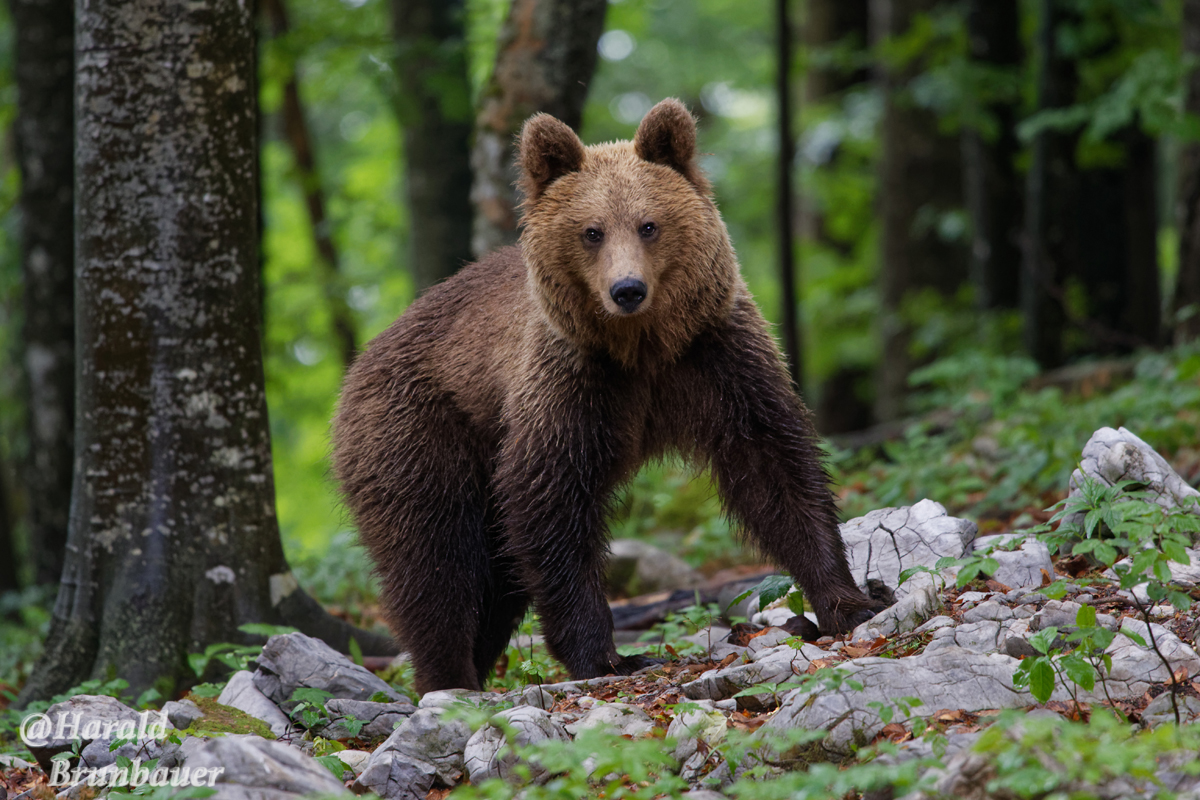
471, 551, 530, 688
372, 491, 492, 694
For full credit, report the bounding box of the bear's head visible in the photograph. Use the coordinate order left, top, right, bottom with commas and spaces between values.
518, 98, 741, 368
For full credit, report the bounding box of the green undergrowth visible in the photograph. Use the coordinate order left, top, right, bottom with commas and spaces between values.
832, 340, 1200, 526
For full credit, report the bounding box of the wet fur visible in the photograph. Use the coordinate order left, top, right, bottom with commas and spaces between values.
332, 99, 877, 694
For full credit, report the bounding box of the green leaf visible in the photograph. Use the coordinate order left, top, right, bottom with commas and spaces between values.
238, 623, 300, 637
755, 575, 796, 611
1027, 627, 1059, 656
349, 637, 364, 667
291, 687, 335, 705
1059, 654, 1096, 692
1041, 581, 1069, 600
1075, 605, 1097, 628
1120, 628, 1148, 647
314, 754, 349, 781
188, 653, 210, 677
786, 591, 806, 617
190, 683, 224, 698
1029, 658, 1056, 704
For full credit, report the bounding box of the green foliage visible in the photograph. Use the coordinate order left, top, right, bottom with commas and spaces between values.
972, 709, 1200, 797
633, 602, 720, 660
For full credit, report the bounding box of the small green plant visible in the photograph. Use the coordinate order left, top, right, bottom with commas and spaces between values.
288, 687, 335, 729
634, 601, 721, 660
1045, 477, 1200, 723
186, 623, 298, 678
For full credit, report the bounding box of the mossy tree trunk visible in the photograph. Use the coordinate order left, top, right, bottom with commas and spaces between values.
470, 0, 608, 258
11, 0, 74, 587
393, 0, 475, 291
19, 0, 393, 706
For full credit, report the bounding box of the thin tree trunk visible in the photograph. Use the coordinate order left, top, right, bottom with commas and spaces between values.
20, 0, 393, 706
803, 0, 869, 104
11, 0, 74, 587
777, 0, 802, 388
393, 0, 475, 291
1021, 0, 1077, 368
871, 0, 965, 422
962, 0, 1021, 310
0, 467, 18, 593
1177, 0, 1200, 343
1076, 129, 1161, 352
803, 0, 874, 434
470, 0, 608, 258
262, 0, 357, 368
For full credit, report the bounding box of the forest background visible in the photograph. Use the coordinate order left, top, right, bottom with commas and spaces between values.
1, 0, 1200, 697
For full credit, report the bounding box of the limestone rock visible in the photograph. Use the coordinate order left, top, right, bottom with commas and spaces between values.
23, 695, 146, 771
179, 734, 349, 797
1069, 427, 1200, 518
762, 648, 1030, 755
462, 705, 569, 784
850, 578, 940, 639
219, 670, 293, 738
355, 708, 472, 798
840, 500, 977, 598
320, 698, 416, 740
606, 539, 705, 596
163, 699, 205, 731
564, 703, 653, 738
252, 632, 402, 713
974, 534, 1056, 589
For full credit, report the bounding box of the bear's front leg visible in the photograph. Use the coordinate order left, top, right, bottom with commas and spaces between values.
666, 299, 882, 635
493, 356, 648, 680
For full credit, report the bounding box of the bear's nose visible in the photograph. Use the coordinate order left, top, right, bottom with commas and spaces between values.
610, 278, 647, 312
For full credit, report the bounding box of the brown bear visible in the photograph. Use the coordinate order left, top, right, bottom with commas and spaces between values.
332, 98, 878, 695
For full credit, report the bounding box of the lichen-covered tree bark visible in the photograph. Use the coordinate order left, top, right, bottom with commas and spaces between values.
11, 0, 74, 587
470, 0, 608, 257
1178, 0, 1200, 343
19, 0, 393, 705
393, 0, 475, 291
871, 0, 964, 422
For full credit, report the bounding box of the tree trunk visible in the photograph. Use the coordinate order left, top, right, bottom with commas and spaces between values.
393, 0, 475, 291
803, 0, 869, 103
1021, 0, 1077, 369
1177, 0, 1200, 343
262, 0, 357, 368
871, 0, 965, 422
470, 0, 608, 258
0, 467, 19, 594
803, 0, 874, 434
962, 0, 1021, 310
20, 0, 394, 706
777, 0, 802, 388
1076, 130, 1161, 352
11, 0, 74, 587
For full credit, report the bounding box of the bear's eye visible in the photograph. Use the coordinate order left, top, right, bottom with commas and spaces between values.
584, 228, 604, 244
639, 222, 658, 239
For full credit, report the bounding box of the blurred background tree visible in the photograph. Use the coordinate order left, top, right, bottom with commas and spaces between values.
0, 0, 1199, 689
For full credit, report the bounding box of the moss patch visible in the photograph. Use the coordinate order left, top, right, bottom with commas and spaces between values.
180, 693, 276, 739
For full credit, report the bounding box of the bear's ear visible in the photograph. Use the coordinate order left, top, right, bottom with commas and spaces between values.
519, 113, 586, 202
634, 98, 710, 193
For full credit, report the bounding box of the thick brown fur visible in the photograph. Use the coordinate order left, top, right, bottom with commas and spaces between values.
333, 99, 879, 695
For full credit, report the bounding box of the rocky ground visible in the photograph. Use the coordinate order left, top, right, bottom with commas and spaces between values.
4, 426, 1200, 800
